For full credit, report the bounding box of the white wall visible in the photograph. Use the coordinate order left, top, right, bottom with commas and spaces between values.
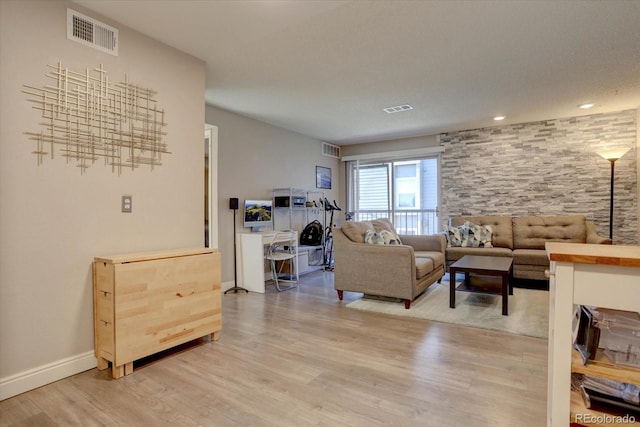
339, 134, 440, 158
0, 1, 205, 398
205, 105, 340, 285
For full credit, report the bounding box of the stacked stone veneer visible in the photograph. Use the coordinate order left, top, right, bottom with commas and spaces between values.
440, 109, 638, 244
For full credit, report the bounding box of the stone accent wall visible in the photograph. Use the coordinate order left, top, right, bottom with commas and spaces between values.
440, 109, 638, 244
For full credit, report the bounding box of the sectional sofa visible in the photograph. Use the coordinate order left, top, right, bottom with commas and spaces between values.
445, 214, 611, 280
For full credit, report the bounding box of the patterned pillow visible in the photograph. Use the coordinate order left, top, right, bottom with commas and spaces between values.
364, 229, 401, 245
379, 229, 401, 245
444, 224, 466, 247
364, 230, 385, 245
371, 218, 403, 245
463, 221, 493, 248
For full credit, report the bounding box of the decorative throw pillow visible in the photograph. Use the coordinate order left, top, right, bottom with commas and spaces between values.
364, 230, 385, 245
341, 221, 375, 243
463, 221, 493, 248
371, 218, 403, 245
444, 224, 465, 247
379, 229, 401, 245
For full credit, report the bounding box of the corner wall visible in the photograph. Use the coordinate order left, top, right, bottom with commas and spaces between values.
440, 109, 638, 244
0, 1, 205, 398
205, 105, 340, 285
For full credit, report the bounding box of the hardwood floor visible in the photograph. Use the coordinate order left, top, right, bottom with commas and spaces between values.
0, 271, 548, 427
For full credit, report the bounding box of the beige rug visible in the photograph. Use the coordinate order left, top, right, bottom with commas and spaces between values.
346, 282, 549, 339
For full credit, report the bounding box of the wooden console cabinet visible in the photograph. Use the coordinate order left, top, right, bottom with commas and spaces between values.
93, 248, 221, 379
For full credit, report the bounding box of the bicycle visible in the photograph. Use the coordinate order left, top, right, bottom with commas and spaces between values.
321, 198, 341, 270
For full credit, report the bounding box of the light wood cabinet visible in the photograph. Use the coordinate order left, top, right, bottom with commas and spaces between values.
93, 248, 221, 379
546, 243, 640, 426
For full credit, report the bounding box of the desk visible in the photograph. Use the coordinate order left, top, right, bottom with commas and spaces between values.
236, 231, 298, 293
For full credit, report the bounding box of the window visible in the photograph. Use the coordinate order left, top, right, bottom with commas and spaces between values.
357, 164, 390, 210
346, 155, 439, 235
398, 193, 415, 208
394, 162, 420, 210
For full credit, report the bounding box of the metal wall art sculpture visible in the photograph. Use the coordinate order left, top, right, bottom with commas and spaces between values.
23, 63, 168, 174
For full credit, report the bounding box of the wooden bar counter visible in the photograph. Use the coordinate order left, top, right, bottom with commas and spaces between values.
93, 248, 221, 379
545, 242, 640, 427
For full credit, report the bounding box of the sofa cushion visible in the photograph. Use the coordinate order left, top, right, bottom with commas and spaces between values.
446, 247, 513, 263
586, 221, 611, 244
451, 216, 513, 249
512, 215, 587, 249
415, 257, 434, 279
512, 249, 550, 266
415, 251, 445, 269
341, 221, 375, 243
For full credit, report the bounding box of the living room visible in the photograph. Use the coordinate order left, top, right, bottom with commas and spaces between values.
1, 1, 639, 425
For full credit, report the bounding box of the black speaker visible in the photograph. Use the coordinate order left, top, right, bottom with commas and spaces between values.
229, 197, 239, 210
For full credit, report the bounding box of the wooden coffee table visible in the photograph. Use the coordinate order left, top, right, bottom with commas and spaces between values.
449, 255, 513, 315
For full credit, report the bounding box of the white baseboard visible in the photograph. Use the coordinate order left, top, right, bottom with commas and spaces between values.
2, 281, 243, 401
0, 351, 97, 400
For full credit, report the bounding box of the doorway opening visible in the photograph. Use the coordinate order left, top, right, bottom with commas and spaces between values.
204, 125, 218, 248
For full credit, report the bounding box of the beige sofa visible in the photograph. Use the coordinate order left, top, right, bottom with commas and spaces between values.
333, 219, 446, 309
446, 215, 611, 280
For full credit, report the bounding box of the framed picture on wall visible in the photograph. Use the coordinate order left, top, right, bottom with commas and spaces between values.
316, 166, 331, 189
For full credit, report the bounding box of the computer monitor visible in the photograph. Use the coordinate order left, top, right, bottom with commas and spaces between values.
243, 199, 273, 232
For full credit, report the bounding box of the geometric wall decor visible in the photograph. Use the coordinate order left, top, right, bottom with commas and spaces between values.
23, 62, 168, 174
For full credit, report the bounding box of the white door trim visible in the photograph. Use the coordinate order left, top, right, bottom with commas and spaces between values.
205, 125, 219, 249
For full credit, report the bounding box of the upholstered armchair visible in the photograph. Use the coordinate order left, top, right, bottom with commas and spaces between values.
333, 219, 446, 309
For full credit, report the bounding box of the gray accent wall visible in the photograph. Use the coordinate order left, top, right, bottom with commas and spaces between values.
440, 110, 638, 244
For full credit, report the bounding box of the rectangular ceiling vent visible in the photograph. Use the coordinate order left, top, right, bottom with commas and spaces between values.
322, 142, 341, 159
67, 9, 118, 56
383, 104, 413, 114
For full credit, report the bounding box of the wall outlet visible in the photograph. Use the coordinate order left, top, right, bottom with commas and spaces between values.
121, 195, 132, 213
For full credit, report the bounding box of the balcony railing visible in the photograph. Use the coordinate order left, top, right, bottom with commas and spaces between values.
353, 209, 439, 235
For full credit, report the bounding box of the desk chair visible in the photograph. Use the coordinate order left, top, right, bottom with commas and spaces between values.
265, 231, 298, 292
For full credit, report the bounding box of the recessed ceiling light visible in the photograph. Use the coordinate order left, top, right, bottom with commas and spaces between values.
383, 104, 413, 114
493, 116, 505, 121
579, 103, 594, 109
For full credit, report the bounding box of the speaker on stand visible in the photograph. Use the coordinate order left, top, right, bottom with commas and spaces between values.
224, 197, 248, 294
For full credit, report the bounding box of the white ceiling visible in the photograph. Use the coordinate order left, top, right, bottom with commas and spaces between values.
72, 0, 640, 145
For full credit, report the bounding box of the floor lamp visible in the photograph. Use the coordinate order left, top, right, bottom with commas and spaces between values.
224, 197, 248, 294
599, 147, 630, 241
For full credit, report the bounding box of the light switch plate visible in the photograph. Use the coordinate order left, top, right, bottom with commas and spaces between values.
121, 195, 132, 213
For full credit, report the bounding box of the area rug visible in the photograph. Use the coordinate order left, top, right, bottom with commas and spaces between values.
346, 282, 549, 339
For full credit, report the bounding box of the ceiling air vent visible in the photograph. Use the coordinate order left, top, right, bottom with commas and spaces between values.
67, 9, 118, 56
322, 142, 340, 159
383, 104, 413, 114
